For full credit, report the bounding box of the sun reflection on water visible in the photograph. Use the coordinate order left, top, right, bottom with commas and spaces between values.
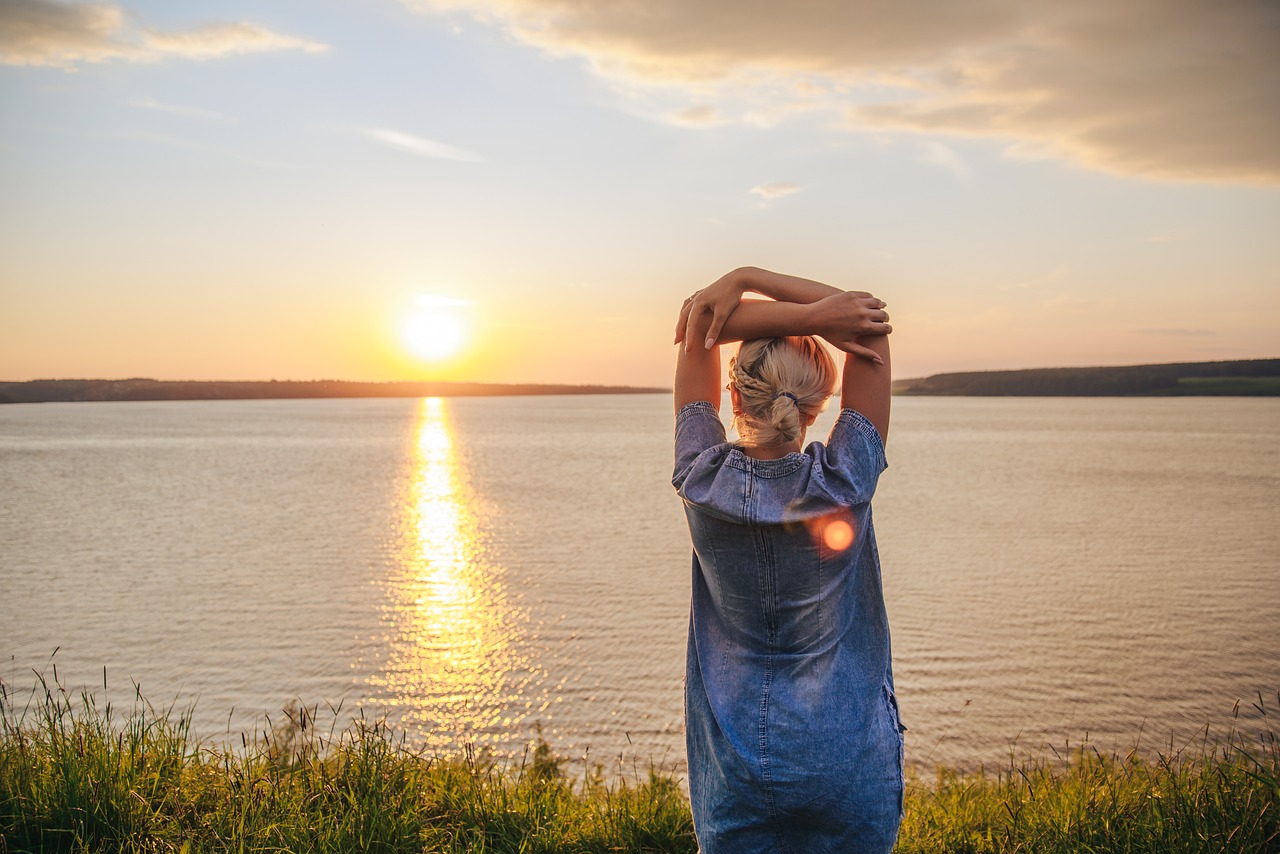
369, 397, 524, 748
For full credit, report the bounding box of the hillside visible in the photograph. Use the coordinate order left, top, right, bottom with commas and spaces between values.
893, 358, 1280, 396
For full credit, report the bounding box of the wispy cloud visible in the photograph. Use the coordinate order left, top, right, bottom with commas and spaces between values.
0, 0, 328, 69
403, 0, 1280, 185
1133, 328, 1216, 337
672, 105, 719, 126
749, 182, 802, 201
365, 127, 485, 162
915, 140, 970, 181
125, 96, 235, 123
140, 22, 328, 60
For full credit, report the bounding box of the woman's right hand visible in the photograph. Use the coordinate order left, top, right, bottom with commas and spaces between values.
809, 291, 892, 363
674, 270, 747, 351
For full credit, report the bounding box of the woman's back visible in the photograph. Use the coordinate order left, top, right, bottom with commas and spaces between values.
674, 402, 904, 854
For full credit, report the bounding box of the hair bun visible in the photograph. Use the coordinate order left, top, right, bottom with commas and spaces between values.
730, 337, 837, 448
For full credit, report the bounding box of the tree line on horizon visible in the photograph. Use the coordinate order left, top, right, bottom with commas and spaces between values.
893, 358, 1280, 396
0, 378, 669, 404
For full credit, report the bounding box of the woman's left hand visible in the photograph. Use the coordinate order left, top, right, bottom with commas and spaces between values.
811, 291, 892, 362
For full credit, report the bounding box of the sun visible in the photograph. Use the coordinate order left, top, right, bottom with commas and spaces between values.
401, 295, 471, 362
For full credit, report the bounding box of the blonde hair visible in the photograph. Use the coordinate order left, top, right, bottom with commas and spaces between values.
729, 336, 837, 448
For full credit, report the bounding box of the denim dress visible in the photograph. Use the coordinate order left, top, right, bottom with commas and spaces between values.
673, 401, 904, 854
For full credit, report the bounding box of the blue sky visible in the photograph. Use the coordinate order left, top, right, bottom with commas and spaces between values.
2, 0, 1277, 384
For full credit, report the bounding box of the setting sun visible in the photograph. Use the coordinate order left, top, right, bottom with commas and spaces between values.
401, 295, 471, 363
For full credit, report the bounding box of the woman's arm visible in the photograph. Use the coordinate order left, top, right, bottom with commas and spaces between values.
717, 292, 891, 361
729, 266, 845, 303
673, 324, 722, 414
675, 267, 841, 350
841, 335, 891, 443
675, 267, 890, 361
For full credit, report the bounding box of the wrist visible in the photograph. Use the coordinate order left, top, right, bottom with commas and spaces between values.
727, 266, 757, 296
801, 299, 826, 337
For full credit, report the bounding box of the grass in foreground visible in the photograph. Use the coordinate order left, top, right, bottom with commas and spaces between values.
2, 680, 1277, 853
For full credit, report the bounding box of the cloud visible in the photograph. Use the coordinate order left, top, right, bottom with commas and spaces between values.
749, 182, 802, 201
365, 127, 486, 162
672, 104, 719, 126
140, 22, 328, 60
403, 0, 1280, 185
0, 0, 328, 68
915, 140, 970, 180
125, 96, 235, 123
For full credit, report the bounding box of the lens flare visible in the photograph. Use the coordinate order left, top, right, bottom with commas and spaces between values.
822, 518, 854, 552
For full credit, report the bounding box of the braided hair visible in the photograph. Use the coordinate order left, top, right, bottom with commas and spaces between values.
729, 336, 837, 448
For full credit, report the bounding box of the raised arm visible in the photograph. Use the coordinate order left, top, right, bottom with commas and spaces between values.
675, 267, 891, 362
673, 269, 831, 412
841, 336, 891, 443
674, 267, 893, 414
674, 320, 722, 413
719, 294, 890, 362
675, 267, 840, 350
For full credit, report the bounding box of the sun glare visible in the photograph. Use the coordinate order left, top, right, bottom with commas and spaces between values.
401, 294, 470, 362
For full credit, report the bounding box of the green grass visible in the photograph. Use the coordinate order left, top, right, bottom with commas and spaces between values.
896, 715, 1280, 853
2, 678, 1277, 853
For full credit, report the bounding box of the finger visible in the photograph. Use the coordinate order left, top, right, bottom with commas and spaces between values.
850, 343, 885, 365
674, 301, 692, 344
704, 310, 727, 350
683, 303, 703, 353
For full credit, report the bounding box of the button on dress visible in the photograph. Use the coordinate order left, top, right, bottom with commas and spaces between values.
673, 401, 904, 854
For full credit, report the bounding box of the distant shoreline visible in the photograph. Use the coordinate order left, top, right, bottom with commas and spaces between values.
0, 378, 670, 404
4, 357, 1279, 403
893, 357, 1280, 397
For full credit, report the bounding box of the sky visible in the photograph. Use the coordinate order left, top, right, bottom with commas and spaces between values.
1, 0, 1277, 385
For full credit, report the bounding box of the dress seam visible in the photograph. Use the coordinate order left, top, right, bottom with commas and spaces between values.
757, 523, 784, 851
759, 648, 780, 851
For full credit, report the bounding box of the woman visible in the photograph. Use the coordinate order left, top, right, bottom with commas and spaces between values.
671, 267, 902, 854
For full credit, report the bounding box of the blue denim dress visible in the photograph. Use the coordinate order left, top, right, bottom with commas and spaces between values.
673, 401, 904, 854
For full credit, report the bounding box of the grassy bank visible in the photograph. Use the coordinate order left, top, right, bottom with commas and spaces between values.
2, 682, 1277, 853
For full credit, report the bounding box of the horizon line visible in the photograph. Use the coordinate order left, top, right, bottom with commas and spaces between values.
3, 355, 1277, 387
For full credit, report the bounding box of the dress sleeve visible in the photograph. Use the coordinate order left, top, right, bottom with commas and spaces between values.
819, 408, 888, 505
672, 401, 727, 490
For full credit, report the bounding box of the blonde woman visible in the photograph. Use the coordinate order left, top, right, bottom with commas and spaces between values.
672, 267, 901, 854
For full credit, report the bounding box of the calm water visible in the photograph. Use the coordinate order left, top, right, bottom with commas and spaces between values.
2, 395, 1277, 773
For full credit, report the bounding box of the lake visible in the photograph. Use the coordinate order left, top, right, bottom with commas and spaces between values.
1, 395, 1277, 774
